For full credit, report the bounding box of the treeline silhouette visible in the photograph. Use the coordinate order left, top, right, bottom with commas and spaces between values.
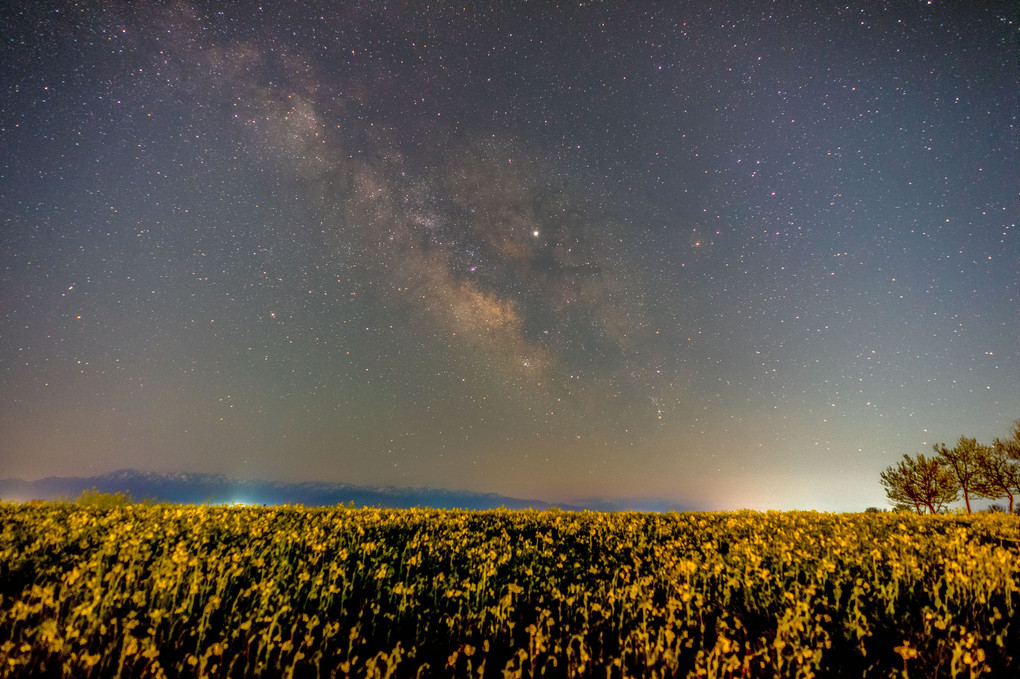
881, 418, 1020, 514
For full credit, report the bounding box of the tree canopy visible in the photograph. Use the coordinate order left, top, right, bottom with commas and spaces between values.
880, 453, 957, 514
880, 418, 1020, 514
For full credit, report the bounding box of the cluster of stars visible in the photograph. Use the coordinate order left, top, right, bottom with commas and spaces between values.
0, 2, 1014, 509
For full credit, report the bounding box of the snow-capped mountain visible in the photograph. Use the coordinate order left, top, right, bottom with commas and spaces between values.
0, 469, 694, 511
0, 469, 571, 510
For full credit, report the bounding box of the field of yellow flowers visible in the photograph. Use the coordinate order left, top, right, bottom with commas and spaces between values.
1, 502, 1017, 678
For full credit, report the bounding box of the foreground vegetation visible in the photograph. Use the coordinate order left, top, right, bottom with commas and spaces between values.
1, 502, 1017, 678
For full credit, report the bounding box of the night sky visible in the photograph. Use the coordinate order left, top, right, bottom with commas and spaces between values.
1, 2, 1016, 511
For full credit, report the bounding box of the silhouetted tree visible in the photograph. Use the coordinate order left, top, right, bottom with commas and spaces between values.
980, 419, 1020, 513
880, 453, 958, 514
993, 418, 1020, 461
935, 436, 990, 514
880, 458, 923, 514
978, 445, 1020, 514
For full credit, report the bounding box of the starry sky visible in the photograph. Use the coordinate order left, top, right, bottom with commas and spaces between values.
1, 2, 1016, 511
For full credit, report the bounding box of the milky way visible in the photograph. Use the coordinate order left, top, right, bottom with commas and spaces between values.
1, 2, 1015, 509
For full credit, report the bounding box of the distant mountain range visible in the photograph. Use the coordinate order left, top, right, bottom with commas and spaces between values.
0, 469, 694, 512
